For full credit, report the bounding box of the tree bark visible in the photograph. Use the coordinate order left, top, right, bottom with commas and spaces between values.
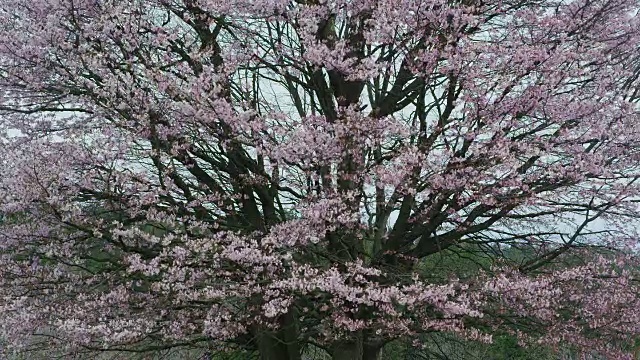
332, 340, 363, 360
257, 332, 290, 360
363, 342, 382, 360
257, 310, 301, 360
331, 334, 381, 360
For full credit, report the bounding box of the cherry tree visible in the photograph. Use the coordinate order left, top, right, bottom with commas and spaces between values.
1, 0, 640, 359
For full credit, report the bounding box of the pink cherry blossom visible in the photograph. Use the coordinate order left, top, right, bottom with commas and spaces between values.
1, 0, 640, 359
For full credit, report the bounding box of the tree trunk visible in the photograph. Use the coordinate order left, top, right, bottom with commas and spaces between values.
332, 340, 363, 360
363, 342, 382, 360
257, 310, 301, 360
331, 334, 382, 360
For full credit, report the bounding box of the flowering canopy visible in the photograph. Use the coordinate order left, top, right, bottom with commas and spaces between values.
1, 0, 640, 359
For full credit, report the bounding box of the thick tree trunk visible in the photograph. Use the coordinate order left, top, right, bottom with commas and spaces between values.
332, 340, 363, 360
257, 311, 301, 360
362, 343, 382, 360
257, 332, 291, 360
331, 334, 382, 360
